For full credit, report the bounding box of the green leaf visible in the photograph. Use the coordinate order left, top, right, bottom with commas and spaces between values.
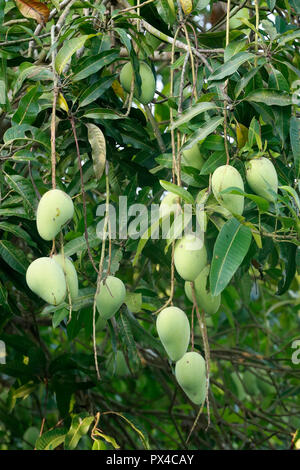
290, 116, 300, 177
277, 244, 297, 295
182, 116, 224, 151
105, 411, 149, 449
3, 124, 50, 149
4, 172, 36, 217
118, 312, 140, 371
159, 180, 194, 205
278, 29, 300, 46
78, 75, 116, 108
268, 68, 289, 92
35, 428, 67, 450
14, 65, 52, 95
221, 187, 270, 212
64, 413, 94, 450
92, 439, 107, 450
267, 0, 276, 10
279, 185, 300, 212
12, 85, 41, 125
125, 292, 142, 313
234, 65, 264, 98
72, 50, 119, 81
210, 218, 252, 296
83, 108, 125, 120
245, 89, 294, 106
86, 123, 106, 180
52, 308, 69, 328
63, 227, 101, 257
248, 117, 262, 150
0, 240, 29, 275
124, 309, 164, 354
13, 381, 37, 399
0, 222, 35, 247
289, 0, 300, 13
168, 102, 217, 131
224, 40, 247, 62
0, 79, 6, 106
200, 151, 226, 175
93, 429, 120, 449
42, 288, 95, 314
133, 217, 161, 266
208, 52, 256, 81
55, 35, 95, 74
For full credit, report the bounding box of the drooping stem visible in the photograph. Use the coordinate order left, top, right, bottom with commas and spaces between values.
69, 115, 98, 274
224, 1, 231, 165
254, 0, 260, 67
92, 161, 111, 380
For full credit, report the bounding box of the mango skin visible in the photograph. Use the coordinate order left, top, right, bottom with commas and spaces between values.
174, 234, 207, 281
120, 62, 156, 105
96, 316, 107, 332
212, 165, 244, 215
175, 351, 206, 405
156, 306, 190, 362
185, 265, 221, 314
245, 157, 278, 202
256, 370, 275, 395
243, 370, 259, 396
36, 189, 74, 241
230, 372, 247, 401
159, 192, 181, 219
26, 257, 66, 305
182, 143, 205, 170
53, 254, 78, 300
107, 350, 130, 377
96, 276, 126, 320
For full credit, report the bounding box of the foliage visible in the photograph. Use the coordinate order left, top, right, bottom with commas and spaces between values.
0, 0, 299, 451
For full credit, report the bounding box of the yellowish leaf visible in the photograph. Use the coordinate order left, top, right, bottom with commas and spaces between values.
86, 123, 106, 180
58, 93, 69, 113
236, 122, 248, 149
179, 0, 193, 15
15, 0, 50, 25
112, 80, 125, 101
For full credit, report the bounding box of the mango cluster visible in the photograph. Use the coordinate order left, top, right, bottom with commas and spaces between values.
26, 189, 78, 306
212, 157, 278, 216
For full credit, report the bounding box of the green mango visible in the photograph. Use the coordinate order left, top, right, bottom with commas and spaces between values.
174, 234, 207, 281
26, 257, 66, 305
23, 426, 39, 450
36, 189, 74, 240
159, 192, 181, 219
96, 276, 126, 320
182, 143, 205, 170
106, 350, 130, 377
212, 165, 244, 215
96, 316, 107, 332
245, 157, 278, 202
184, 265, 221, 314
156, 306, 190, 361
175, 351, 206, 405
120, 62, 156, 105
243, 370, 260, 396
230, 371, 247, 401
256, 370, 275, 395
53, 254, 78, 300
